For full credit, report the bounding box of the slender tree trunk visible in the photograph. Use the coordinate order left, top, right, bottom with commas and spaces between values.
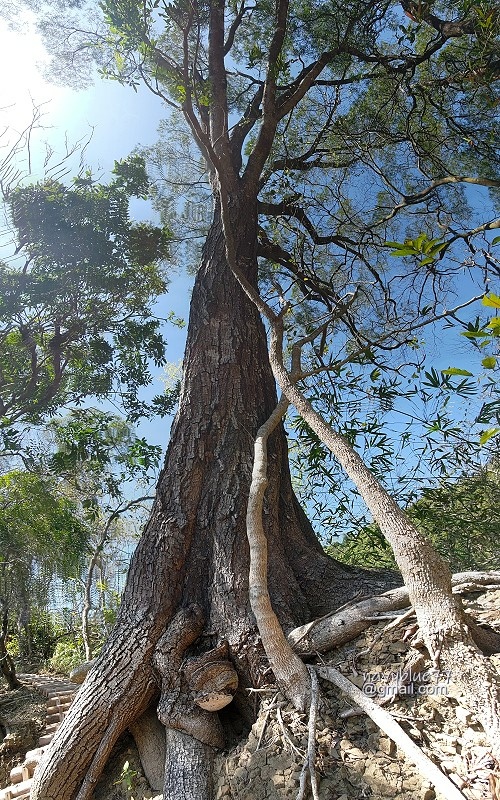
0, 599, 20, 690
81, 554, 98, 662
31, 202, 389, 800
264, 323, 500, 761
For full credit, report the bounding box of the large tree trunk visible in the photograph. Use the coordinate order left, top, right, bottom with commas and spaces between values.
31, 202, 390, 800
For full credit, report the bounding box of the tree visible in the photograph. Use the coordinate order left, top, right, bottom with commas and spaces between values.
29, 2, 500, 799
0, 408, 160, 683
0, 470, 89, 687
47, 408, 161, 660
0, 154, 173, 459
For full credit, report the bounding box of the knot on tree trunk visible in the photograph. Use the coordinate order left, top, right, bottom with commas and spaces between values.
153, 606, 236, 749
183, 641, 239, 711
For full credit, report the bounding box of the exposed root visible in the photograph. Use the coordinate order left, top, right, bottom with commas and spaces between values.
289, 570, 500, 657
75, 717, 123, 800
247, 397, 310, 712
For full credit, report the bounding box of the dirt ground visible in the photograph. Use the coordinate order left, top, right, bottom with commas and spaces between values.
1, 588, 499, 800
0, 684, 46, 788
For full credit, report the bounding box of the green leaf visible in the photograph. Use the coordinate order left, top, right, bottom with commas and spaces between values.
491, 236, 500, 246
482, 293, 500, 308
389, 247, 418, 257
441, 368, 473, 377
479, 427, 500, 445
426, 241, 447, 257
461, 330, 489, 339
481, 356, 497, 369
487, 317, 500, 330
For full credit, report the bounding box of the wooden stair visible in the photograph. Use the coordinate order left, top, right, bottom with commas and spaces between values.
0, 675, 79, 800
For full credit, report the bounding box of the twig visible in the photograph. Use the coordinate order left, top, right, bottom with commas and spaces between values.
256, 710, 271, 751
296, 757, 308, 800
384, 607, 415, 631
308, 668, 320, 800
276, 706, 305, 759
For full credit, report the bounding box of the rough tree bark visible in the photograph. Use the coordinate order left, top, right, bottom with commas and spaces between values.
30, 203, 393, 800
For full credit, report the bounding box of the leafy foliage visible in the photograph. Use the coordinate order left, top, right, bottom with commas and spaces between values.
48, 408, 162, 502
49, 638, 86, 675
0, 156, 172, 443
0, 470, 89, 581
0, 470, 90, 666
328, 461, 500, 571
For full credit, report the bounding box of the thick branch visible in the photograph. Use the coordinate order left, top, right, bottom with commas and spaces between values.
258, 199, 360, 251
400, 2, 475, 37
224, 0, 249, 54
243, 0, 290, 186
230, 84, 264, 167
208, 0, 230, 160
288, 571, 500, 656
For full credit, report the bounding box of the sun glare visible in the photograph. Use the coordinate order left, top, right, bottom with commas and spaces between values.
0, 16, 68, 140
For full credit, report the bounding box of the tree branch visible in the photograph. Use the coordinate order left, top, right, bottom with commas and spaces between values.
243, 0, 290, 186
247, 394, 311, 711
224, 0, 250, 55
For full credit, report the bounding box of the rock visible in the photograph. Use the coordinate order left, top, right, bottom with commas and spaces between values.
389, 642, 407, 654
344, 746, 365, 761
69, 659, 96, 684
378, 736, 396, 756
454, 705, 472, 724
233, 766, 248, 784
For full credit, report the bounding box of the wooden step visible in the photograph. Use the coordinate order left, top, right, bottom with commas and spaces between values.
46, 695, 75, 709
0, 677, 78, 800
32, 684, 74, 698
45, 709, 69, 725
38, 733, 54, 747
43, 722, 60, 736
24, 746, 46, 766
0, 779, 32, 799
8, 766, 30, 785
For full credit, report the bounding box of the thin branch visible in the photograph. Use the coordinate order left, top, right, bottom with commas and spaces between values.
377, 175, 500, 226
